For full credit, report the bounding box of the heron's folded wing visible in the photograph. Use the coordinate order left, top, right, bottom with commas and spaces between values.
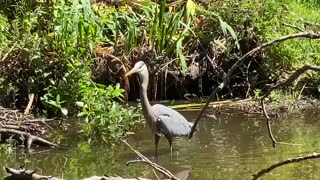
157, 115, 191, 137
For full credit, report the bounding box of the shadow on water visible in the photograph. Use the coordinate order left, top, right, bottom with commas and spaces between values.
1, 101, 320, 179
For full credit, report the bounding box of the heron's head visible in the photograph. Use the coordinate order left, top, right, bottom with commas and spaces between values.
125, 61, 148, 78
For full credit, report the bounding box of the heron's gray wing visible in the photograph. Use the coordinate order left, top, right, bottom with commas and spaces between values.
156, 115, 192, 137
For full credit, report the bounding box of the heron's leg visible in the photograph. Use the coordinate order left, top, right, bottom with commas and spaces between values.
165, 135, 173, 155
154, 134, 160, 157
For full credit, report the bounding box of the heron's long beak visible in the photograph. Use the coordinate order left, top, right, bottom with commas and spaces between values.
125, 69, 136, 77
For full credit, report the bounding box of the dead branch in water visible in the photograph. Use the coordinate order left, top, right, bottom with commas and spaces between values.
121, 140, 180, 180
4, 166, 63, 180
261, 100, 277, 148
4, 166, 151, 180
189, 31, 320, 139
252, 152, 320, 180
260, 65, 320, 147
0, 128, 58, 149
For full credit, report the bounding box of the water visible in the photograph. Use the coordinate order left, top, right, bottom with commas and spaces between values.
1, 104, 320, 180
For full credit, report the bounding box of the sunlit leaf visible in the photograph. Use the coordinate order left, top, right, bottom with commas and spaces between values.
186, 0, 196, 23
76, 101, 84, 107
77, 112, 86, 117
61, 108, 68, 116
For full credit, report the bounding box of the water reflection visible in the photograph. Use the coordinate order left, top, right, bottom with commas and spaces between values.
1, 107, 320, 179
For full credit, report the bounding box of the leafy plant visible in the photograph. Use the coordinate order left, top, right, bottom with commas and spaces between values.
76, 82, 141, 142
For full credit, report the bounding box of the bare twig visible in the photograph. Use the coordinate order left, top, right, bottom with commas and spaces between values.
189, 31, 320, 139
1, 42, 17, 62
121, 140, 180, 180
252, 152, 320, 180
24, 93, 35, 115
283, 23, 304, 32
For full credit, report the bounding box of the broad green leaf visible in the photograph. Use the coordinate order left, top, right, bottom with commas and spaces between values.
61, 108, 68, 116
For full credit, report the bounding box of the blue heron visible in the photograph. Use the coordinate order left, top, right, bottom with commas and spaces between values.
125, 61, 194, 156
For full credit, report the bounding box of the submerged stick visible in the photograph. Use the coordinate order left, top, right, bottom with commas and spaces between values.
121, 140, 180, 180
252, 152, 320, 180
189, 31, 320, 139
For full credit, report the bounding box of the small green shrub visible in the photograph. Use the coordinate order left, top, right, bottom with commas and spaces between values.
77, 83, 141, 141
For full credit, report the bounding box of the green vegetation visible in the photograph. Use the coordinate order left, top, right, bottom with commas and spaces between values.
0, 0, 141, 142
0, 0, 319, 142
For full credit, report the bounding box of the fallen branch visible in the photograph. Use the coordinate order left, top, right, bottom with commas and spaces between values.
4, 166, 150, 180
252, 152, 320, 180
0, 128, 58, 149
121, 140, 180, 180
189, 31, 320, 139
4, 166, 63, 180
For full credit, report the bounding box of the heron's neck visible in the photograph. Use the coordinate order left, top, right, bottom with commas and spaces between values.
139, 71, 153, 118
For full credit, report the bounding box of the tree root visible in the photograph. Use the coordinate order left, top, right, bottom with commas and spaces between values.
189, 31, 320, 139
0, 128, 58, 149
252, 152, 320, 180
121, 140, 180, 180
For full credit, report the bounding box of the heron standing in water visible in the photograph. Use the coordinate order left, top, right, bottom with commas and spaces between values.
125, 61, 194, 156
